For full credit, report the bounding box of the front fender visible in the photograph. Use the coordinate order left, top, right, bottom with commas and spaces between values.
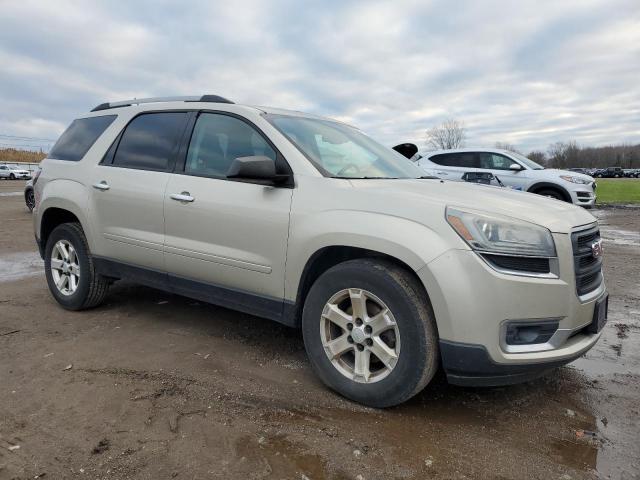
284, 210, 454, 301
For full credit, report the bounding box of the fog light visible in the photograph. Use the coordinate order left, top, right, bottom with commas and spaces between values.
505, 321, 559, 345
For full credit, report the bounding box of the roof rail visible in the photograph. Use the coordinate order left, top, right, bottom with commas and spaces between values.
90, 95, 234, 112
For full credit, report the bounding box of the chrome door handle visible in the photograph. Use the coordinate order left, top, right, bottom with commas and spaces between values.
93, 181, 110, 191
170, 192, 194, 203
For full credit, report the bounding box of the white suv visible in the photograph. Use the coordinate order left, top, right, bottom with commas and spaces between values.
408, 148, 597, 207
0, 164, 32, 180
33, 96, 608, 407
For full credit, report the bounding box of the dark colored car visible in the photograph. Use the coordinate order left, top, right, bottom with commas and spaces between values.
595, 167, 623, 178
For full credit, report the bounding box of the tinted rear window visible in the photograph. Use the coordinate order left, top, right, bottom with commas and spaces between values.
49, 115, 117, 161
112, 112, 187, 171
430, 153, 478, 168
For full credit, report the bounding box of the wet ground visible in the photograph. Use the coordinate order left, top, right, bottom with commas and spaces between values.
1, 181, 639, 479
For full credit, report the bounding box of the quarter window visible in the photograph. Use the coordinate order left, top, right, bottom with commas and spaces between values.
112, 113, 187, 171
49, 115, 117, 161
185, 113, 276, 177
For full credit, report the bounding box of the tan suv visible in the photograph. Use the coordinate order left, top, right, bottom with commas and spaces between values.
34, 96, 608, 407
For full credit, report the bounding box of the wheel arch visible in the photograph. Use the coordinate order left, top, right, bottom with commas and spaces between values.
286, 245, 433, 328
39, 207, 86, 257
36, 179, 94, 257
526, 182, 572, 202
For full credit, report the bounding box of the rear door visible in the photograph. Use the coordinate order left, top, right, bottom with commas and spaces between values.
88, 111, 189, 271
163, 111, 293, 302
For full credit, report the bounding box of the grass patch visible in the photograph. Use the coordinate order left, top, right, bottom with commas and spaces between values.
596, 179, 640, 204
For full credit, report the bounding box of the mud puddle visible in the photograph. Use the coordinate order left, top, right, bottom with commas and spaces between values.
0, 251, 43, 282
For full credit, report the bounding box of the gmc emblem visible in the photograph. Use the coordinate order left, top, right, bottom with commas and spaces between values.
591, 239, 603, 258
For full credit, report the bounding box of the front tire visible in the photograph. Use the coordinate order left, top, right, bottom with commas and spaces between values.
302, 259, 439, 408
9, 173, 15, 180
536, 188, 566, 201
44, 222, 109, 310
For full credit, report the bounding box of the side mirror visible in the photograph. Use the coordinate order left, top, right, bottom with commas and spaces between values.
509, 163, 524, 172
227, 156, 291, 186
227, 155, 276, 179
392, 143, 419, 159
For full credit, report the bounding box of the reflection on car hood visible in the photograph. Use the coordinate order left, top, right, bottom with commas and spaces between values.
349, 179, 596, 234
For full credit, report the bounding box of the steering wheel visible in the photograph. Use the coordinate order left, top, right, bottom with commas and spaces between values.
336, 163, 361, 176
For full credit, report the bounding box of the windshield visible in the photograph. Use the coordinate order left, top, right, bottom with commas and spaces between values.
512, 152, 544, 170
266, 114, 427, 179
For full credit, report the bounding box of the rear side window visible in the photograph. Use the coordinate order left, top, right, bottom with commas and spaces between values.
430, 153, 478, 168
112, 113, 187, 171
49, 115, 116, 161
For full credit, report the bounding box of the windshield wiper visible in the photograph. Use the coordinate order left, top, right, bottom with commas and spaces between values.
418, 175, 440, 179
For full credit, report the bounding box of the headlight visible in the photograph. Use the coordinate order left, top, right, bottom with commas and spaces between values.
560, 175, 591, 184
446, 207, 556, 257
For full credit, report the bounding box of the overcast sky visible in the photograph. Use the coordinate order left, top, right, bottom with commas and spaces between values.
1, 0, 638, 153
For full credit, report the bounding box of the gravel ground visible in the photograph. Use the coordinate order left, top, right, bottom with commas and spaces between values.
1, 180, 639, 479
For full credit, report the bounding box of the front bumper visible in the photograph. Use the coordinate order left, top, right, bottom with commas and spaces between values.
439, 336, 599, 386
13, 173, 32, 179
568, 183, 596, 207
417, 236, 606, 386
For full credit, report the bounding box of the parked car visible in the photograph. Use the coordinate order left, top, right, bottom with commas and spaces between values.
23, 168, 40, 212
397, 147, 597, 208
0, 164, 32, 180
623, 169, 640, 178
595, 167, 623, 178
34, 96, 608, 407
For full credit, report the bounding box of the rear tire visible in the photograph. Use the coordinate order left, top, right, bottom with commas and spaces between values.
44, 222, 109, 310
25, 188, 35, 212
302, 259, 439, 408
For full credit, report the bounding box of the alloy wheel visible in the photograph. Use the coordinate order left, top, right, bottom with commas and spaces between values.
320, 288, 400, 383
50, 239, 80, 296
26, 190, 35, 210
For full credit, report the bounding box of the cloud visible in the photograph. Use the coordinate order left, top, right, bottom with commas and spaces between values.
0, 0, 638, 153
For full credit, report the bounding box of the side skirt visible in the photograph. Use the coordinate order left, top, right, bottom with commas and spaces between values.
93, 256, 297, 327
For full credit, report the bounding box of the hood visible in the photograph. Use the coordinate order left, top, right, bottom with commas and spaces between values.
349, 179, 596, 234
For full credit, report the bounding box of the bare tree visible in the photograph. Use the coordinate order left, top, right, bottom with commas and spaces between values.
426, 119, 466, 150
527, 150, 547, 165
494, 142, 521, 154
547, 141, 580, 169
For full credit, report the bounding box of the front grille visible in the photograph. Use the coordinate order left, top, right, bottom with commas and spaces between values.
482, 254, 551, 274
571, 225, 603, 296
